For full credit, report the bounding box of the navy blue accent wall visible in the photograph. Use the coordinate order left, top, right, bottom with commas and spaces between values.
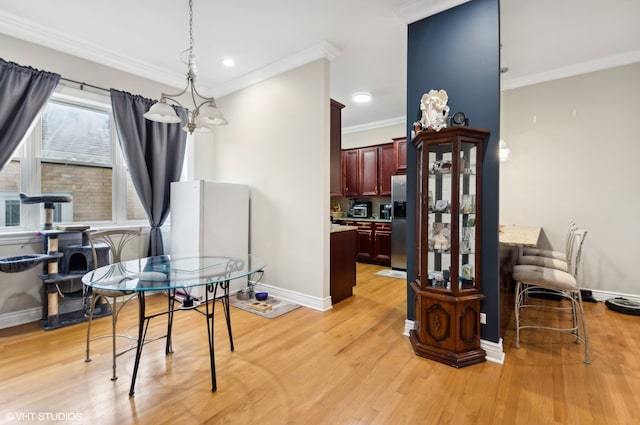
405, 0, 501, 342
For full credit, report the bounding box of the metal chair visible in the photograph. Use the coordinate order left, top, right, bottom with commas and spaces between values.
517, 221, 577, 271
513, 229, 590, 364
84, 228, 143, 380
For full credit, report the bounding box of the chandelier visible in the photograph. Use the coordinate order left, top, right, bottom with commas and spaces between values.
144, 0, 227, 133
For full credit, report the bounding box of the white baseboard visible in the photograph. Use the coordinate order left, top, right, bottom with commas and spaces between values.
0, 307, 41, 329
403, 319, 413, 337
252, 282, 332, 311
481, 338, 505, 364
588, 289, 640, 303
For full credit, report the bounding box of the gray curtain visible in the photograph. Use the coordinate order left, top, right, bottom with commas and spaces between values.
0, 58, 60, 169
110, 89, 187, 256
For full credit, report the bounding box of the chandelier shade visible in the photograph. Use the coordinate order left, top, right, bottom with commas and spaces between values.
144, 0, 227, 133
143, 100, 182, 124
195, 104, 228, 126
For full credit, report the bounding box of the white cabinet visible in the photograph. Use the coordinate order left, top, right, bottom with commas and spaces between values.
170, 180, 250, 299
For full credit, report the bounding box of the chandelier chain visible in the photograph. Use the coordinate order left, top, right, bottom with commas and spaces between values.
143, 0, 227, 132
188, 0, 194, 59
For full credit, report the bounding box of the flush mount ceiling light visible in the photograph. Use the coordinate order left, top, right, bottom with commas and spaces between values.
352, 92, 372, 103
144, 0, 227, 134
222, 58, 235, 67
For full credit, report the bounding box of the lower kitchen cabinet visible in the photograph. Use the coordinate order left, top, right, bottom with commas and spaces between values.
373, 222, 391, 264
330, 228, 356, 304
344, 221, 392, 266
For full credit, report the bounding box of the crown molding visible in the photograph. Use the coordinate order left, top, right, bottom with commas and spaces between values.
0, 10, 340, 97
502, 50, 640, 91
342, 116, 406, 134
0, 10, 184, 89
394, 0, 472, 24
213, 41, 341, 97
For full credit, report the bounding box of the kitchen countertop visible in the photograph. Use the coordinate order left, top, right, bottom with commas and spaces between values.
499, 224, 541, 248
332, 217, 392, 224
330, 225, 358, 234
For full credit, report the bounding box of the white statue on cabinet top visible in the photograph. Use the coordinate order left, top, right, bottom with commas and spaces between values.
420, 89, 450, 131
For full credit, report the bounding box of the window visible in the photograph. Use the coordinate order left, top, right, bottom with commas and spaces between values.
41, 101, 114, 222
4, 199, 20, 227
0, 85, 149, 231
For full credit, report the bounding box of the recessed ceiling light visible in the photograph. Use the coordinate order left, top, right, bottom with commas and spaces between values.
352, 92, 372, 103
223, 58, 235, 67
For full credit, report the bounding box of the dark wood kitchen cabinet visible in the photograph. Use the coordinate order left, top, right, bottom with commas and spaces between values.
359, 146, 379, 196
354, 222, 374, 262
379, 143, 395, 196
393, 137, 407, 175
373, 222, 392, 263
330, 228, 356, 304
330, 99, 345, 197
342, 143, 394, 197
342, 149, 359, 197
345, 221, 391, 266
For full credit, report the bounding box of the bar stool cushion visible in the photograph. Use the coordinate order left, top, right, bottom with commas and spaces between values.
512, 264, 577, 291
521, 248, 567, 261
516, 255, 568, 272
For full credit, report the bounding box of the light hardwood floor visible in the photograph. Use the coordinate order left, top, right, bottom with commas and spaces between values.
1, 263, 639, 425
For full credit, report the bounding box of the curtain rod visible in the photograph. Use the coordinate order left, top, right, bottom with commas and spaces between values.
59, 77, 111, 94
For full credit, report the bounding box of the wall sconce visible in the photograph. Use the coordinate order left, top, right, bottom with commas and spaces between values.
499, 139, 511, 162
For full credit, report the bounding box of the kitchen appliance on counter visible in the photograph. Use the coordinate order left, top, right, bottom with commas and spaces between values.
391, 175, 407, 270
352, 201, 372, 218
380, 203, 392, 220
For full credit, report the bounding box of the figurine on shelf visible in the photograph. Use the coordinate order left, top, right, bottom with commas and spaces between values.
433, 234, 448, 250
420, 89, 450, 131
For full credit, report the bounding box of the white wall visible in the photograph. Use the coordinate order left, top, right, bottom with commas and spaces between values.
342, 123, 405, 149
192, 60, 332, 304
500, 62, 640, 298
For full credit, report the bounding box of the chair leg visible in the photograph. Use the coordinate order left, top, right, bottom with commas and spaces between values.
85, 293, 101, 363
110, 296, 119, 381
514, 281, 522, 349
576, 291, 591, 364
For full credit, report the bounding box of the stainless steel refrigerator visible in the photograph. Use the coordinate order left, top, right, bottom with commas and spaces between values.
391, 175, 407, 270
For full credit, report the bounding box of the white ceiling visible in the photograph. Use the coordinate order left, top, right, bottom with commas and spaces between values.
0, 0, 639, 129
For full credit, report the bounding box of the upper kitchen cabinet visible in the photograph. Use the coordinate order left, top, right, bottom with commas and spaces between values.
393, 137, 407, 175
342, 148, 359, 197
359, 146, 379, 196
379, 143, 395, 195
343, 143, 395, 197
330, 99, 345, 198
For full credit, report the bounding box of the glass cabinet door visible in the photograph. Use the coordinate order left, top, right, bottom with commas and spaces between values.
458, 141, 477, 291
418, 137, 480, 294
426, 142, 453, 292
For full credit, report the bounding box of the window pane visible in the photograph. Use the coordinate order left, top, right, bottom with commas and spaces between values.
126, 172, 147, 221
42, 102, 111, 164
0, 161, 21, 227
4, 200, 20, 227
41, 163, 112, 222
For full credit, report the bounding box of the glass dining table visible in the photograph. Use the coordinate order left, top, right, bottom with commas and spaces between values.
82, 254, 266, 397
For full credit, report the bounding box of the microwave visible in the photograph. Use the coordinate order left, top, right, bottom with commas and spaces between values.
352, 202, 372, 218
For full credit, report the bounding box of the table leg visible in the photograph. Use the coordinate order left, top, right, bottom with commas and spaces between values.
205, 285, 217, 392
221, 280, 234, 351
165, 289, 175, 355
129, 292, 149, 397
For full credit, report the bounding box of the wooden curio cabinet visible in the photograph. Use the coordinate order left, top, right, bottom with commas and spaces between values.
409, 126, 489, 368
